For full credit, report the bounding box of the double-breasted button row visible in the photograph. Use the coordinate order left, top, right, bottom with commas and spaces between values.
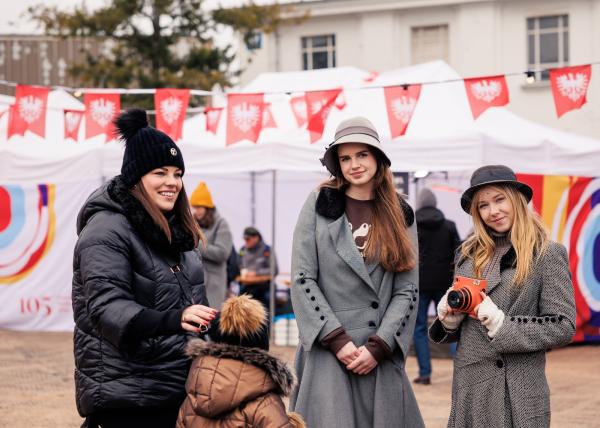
510, 315, 561, 324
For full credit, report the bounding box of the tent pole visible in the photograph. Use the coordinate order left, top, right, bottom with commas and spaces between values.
269, 169, 277, 341
250, 171, 256, 226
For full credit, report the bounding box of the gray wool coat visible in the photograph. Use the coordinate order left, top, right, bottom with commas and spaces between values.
289, 189, 425, 428
195, 210, 233, 309
429, 241, 576, 428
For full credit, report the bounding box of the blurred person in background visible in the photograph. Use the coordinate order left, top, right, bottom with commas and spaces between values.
72, 109, 216, 428
190, 181, 233, 309
412, 187, 461, 385
238, 226, 278, 311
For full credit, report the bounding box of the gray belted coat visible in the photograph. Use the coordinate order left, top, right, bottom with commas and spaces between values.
429, 241, 576, 428
289, 188, 424, 428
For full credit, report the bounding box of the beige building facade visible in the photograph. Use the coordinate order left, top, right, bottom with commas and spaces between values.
238, 0, 600, 139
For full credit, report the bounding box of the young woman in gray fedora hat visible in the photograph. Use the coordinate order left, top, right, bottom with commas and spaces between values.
430, 164, 576, 427
289, 117, 424, 427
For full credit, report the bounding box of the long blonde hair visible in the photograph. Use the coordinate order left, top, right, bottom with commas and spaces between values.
460, 185, 548, 286
320, 147, 416, 272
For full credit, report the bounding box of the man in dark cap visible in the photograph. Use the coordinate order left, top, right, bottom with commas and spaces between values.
238, 226, 278, 312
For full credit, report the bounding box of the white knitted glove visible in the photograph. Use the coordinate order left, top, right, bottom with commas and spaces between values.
476, 296, 505, 338
437, 288, 467, 331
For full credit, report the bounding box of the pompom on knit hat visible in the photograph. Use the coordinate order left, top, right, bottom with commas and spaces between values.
210, 294, 270, 351
189, 182, 214, 208
115, 108, 185, 187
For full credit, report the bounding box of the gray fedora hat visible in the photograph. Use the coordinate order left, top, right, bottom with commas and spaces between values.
320, 116, 391, 176
461, 165, 533, 213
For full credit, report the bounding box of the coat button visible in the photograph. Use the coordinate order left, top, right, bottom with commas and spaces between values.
496, 359, 504, 368
305, 288, 310, 293
368, 321, 376, 327
523, 319, 528, 323
371, 302, 379, 309
402, 322, 406, 327
510, 317, 515, 322
315, 306, 320, 311
395, 331, 401, 336
537, 318, 543, 324
551, 317, 557, 323
531, 317, 537, 322
545, 317, 550, 322
409, 305, 414, 310
300, 279, 306, 284
320, 316, 325, 321
310, 296, 316, 301
299, 272, 305, 277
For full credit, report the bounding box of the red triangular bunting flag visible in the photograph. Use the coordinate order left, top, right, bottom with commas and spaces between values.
305, 89, 341, 143
154, 88, 190, 141
464, 75, 509, 119
550, 65, 591, 118
64, 110, 84, 141
226, 93, 264, 146
84, 93, 120, 141
205, 107, 223, 134
262, 104, 277, 129
8, 85, 49, 138
334, 91, 347, 110
290, 96, 308, 127
383, 85, 422, 138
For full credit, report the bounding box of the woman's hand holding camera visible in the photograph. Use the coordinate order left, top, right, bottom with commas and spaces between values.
181, 305, 218, 333
336, 341, 361, 365
346, 346, 378, 375
437, 287, 467, 331
474, 293, 505, 338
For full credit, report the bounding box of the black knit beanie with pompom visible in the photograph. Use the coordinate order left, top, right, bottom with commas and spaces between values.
115, 108, 185, 187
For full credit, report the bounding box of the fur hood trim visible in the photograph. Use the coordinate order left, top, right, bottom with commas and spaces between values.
107, 175, 195, 253
287, 411, 307, 428
316, 187, 414, 226
185, 340, 295, 396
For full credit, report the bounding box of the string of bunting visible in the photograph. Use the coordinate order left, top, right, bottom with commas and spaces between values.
1, 62, 597, 145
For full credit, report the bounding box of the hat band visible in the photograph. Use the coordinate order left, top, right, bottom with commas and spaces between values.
334, 126, 379, 142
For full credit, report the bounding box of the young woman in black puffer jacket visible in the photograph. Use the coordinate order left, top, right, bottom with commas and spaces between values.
72, 109, 217, 428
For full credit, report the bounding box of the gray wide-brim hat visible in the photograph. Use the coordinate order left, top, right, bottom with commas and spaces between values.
461, 165, 533, 213
320, 116, 391, 176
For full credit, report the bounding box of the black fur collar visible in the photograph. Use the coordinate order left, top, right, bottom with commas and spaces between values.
107, 175, 195, 253
315, 187, 414, 226
185, 340, 294, 396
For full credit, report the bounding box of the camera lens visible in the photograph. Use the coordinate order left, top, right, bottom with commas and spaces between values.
447, 290, 463, 309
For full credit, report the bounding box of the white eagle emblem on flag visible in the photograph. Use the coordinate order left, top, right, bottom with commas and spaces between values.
293, 100, 308, 119
391, 96, 417, 123
160, 96, 183, 125
232, 102, 260, 132
471, 80, 502, 102
90, 99, 116, 127
556, 73, 589, 102
18, 95, 43, 124
65, 112, 81, 132
311, 100, 332, 121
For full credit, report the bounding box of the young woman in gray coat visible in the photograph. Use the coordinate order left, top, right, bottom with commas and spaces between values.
289, 117, 425, 428
429, 165, 576, 428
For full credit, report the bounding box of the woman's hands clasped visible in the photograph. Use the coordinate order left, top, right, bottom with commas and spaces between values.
181, 305, 218, 333
336, 342, 378, 375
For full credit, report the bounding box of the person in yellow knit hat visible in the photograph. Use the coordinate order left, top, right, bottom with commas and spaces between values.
190, 182, 233, 309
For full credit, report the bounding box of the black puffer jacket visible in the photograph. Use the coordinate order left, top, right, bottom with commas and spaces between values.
415, 206, 462, 293
72, 175, 207, 417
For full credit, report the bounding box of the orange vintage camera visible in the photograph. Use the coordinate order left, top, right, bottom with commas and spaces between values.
447, 276, 487, 317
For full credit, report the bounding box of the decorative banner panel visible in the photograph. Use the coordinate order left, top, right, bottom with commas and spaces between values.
518, 173, 600, 343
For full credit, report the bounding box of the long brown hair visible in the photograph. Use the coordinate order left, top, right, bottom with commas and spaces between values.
321, 147, 416, 272
460, 185, 548, 286
197, 207, 215, 229
131, 182, 204, 247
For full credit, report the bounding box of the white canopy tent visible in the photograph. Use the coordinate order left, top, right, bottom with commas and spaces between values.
1, 62, 600, 332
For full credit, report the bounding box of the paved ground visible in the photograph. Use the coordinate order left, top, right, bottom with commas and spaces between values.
0, 329, 598, 427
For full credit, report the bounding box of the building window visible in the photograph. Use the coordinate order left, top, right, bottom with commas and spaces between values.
301, 35, 336, 70
411, 25, 449, 64
527, 15, 569, 80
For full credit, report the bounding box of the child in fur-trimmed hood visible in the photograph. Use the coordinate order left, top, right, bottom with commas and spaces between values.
176, 294, 305, 428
